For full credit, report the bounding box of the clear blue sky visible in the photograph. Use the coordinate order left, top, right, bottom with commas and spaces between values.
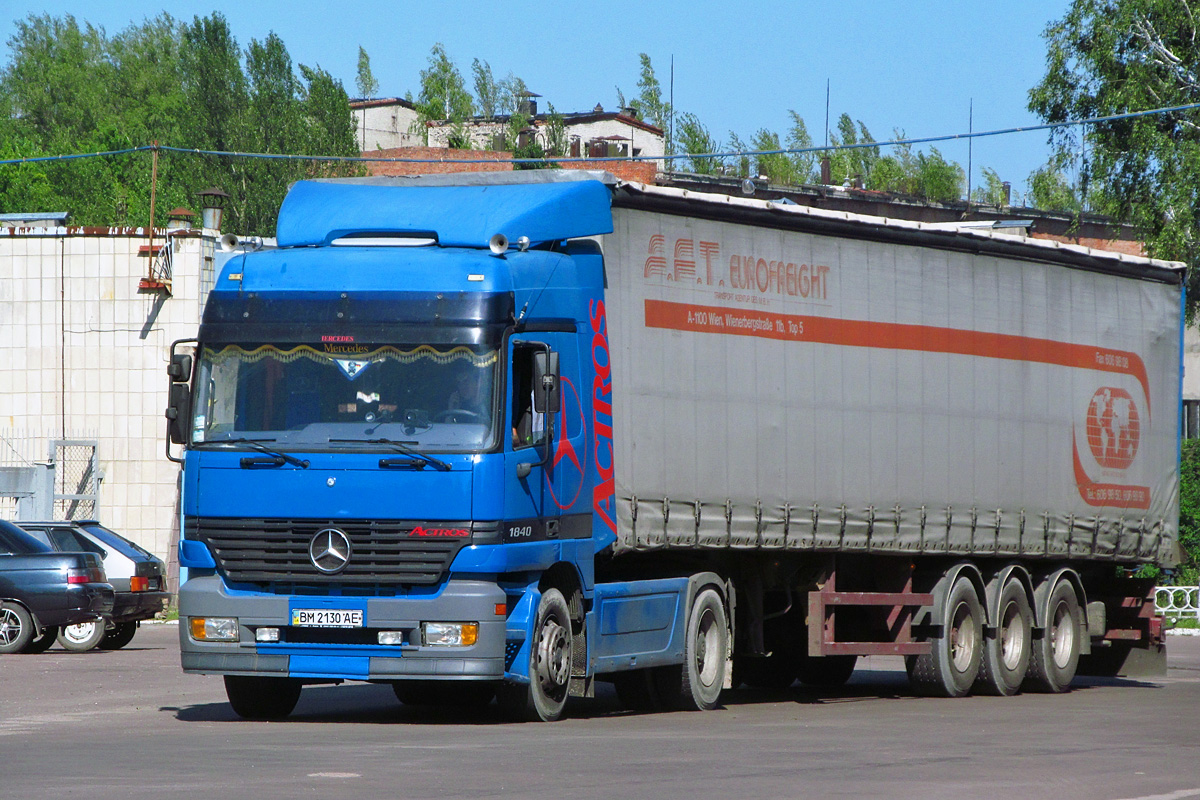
4, 1, 1072, 200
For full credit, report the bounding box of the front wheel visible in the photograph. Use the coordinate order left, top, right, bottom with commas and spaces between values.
224, 676, 303, 720
498, 588, 573, 722
58, 621, 106, 652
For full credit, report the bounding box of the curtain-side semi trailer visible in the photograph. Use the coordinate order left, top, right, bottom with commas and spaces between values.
168, 172, 1183, 721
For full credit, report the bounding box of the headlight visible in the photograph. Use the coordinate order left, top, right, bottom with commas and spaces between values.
189, 616, 239, 642
421, 622, 478, 646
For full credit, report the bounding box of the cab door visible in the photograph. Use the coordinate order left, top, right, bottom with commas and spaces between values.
502, 334, 589, 543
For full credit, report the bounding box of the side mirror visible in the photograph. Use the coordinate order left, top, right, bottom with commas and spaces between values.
532, 350, 560, 414
166, 382, 192, 445
168, 353, 193, 383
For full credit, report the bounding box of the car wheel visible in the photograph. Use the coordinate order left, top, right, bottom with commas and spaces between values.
22, 626, 58, 654
0, 602, 35, 654
98, 621, 139, 650
57, 621, 106, 652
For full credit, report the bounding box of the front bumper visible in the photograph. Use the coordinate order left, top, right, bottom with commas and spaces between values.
178, 575, 507, 681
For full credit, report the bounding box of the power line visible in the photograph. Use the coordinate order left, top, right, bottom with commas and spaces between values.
2, 101, 1199, 168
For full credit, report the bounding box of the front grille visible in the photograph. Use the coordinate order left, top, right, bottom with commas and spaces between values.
188, 517, 476, 586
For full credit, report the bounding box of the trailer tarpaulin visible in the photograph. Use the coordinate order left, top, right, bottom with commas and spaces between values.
603, 187, 1183, 566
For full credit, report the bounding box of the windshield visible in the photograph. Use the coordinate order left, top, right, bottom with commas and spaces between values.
191, 341, 499, 452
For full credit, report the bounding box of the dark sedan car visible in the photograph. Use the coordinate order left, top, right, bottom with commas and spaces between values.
18, 520, 169, 650
0, 519, 115, 654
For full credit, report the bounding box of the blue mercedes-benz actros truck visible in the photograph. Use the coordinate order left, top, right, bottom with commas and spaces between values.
170, 171, 1179, 720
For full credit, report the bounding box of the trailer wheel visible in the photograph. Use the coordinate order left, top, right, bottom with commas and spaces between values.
907, 574, 983, 697
224, 676, 302, 720
796, 654, 858, 688
498, 588, 573, 722
1024, 579, 1081, 693
975, 578, 1032, 696
656, 587, 728, 711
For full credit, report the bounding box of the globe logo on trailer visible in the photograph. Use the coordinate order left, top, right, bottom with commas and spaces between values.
1085, 387, 1140, 470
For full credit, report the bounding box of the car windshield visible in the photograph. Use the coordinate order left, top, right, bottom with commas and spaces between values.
190, 341, 499, 452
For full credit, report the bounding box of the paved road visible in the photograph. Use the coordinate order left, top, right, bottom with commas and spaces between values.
3, 624, 1200, 800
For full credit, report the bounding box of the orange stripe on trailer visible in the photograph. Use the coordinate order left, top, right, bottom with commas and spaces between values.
643, 298, 1152, 416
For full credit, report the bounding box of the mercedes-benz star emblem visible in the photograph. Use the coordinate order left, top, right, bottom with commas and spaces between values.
309, 528, 352, 574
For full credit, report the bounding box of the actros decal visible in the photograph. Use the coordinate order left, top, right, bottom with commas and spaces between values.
590, 299, 617, 534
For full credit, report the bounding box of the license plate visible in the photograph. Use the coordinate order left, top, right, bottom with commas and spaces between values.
291, 608, 364, 628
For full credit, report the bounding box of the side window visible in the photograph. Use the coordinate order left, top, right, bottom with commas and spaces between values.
510, 345, 546, 450
20, 527, 52, 547
48, 528, 105, 557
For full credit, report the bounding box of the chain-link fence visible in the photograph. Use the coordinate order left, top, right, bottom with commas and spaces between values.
52, 439, 99, 520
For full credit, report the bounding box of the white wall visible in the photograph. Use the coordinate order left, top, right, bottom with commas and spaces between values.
0, 228, 215, 571
354, 102, 421, 150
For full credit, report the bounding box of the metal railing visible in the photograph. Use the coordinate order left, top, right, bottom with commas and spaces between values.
1155, 586, 1200, 622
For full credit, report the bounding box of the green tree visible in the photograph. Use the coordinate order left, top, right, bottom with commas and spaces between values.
785, 111, 818, 184
726, 131, 752, 178
675, 112, 721, 174
1029, 0, 1200, 310
543, 103, 568, 158
413, 43, 473, 143
971, 166, 1009, 206
472, 58, 498, 119
827, 114, 879, 187
1027, 160, 1081, 213
355, 45, 378, 100
751, 129, 795, 184
630, 53, 670, 133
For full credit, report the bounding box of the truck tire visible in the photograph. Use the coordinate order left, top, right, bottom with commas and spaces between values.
796, 654, 858, 688
1024, 579, 1081, 693
656, 587, 728, 711
224, 676, 302, 720
975, 577, 1032, 696
0, 602, 35, 654
393, 680, 496, 708
906, 574, 983, 697
57, 621, 106, 652
497, 588, 573, 722
23, 626, 58, 654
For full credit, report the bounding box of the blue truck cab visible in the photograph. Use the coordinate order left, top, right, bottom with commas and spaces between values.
170, 173, 727, 721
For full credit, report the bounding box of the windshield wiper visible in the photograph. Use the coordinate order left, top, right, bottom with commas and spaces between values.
328, 437, 451, 472
200, 437, 310, 468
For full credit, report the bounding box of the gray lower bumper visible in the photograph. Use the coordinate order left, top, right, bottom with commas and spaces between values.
179, 575, 507, 681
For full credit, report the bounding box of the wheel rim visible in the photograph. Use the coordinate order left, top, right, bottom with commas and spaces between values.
63, 622, 97, 644
1050, 600, 1076, 670
999, 601, 1025, 671
534, 616, 570, 698
949, 600, 977, 673
0, 608, 22, 646
694, 607, 720, 688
